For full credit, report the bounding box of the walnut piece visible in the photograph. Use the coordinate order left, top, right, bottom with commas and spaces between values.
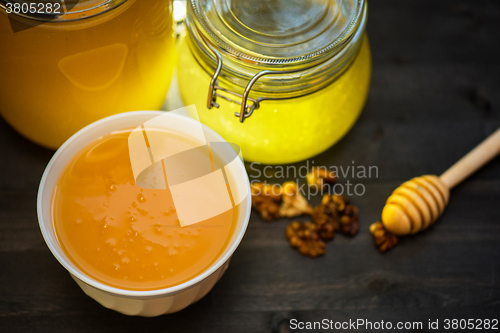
370, 221, 399, 253
306, 167, 337, 189
279, 181, 313, 218
311, 194, 339, 241
332, 194, 346, 213
339, 203, 360, 236
251, 183, 282, 221
326, 194, 359, 236
286, 221, 325, 258
252, 180, 361, 257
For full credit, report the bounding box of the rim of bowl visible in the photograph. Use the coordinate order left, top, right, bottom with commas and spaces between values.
37, 111, 252, 298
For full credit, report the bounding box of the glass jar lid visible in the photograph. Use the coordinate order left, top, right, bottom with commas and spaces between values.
190, 0, 364, 66
187, 0, 367, 122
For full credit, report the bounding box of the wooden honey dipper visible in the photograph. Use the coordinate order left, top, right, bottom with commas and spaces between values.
382, 127, 500, 235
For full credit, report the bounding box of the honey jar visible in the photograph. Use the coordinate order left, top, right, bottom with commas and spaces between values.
178, 0, 371, 164
0, 0, 175, 149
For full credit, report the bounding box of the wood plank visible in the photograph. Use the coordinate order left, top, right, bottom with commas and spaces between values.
0, 0, 499, 331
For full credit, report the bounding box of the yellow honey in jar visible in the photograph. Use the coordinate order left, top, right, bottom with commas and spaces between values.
178, 36, 371, 164
178, 0, 371, 164
0, 0, 175, 149
52, 129, 238, 290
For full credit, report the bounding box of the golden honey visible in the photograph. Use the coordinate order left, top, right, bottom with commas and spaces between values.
178, 35, 371, 164
0, 0, 175, 149
51, 129, 237, 290
177, 0, 371, 164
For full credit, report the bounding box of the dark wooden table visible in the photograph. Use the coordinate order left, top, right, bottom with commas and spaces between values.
1, 0, 500, 332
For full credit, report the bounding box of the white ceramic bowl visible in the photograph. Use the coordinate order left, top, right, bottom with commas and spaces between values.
37, 111, 251, 316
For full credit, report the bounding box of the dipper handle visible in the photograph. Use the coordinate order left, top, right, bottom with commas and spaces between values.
440, 127, 500, 189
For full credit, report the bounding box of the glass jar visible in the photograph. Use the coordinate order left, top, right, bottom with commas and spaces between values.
178, 0, 371, 164
0, 0, 175, 149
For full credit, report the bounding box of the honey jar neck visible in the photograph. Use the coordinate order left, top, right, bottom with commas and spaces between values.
186, 0, 367, 99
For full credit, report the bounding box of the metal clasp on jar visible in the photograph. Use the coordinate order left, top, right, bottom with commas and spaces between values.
203, 39, 319, 123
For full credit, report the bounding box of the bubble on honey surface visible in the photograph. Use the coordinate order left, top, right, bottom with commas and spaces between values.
114, 263, 120, 270
137, 193, 146, 203
121, 257, 129, 264
106, 238, 117, 246
87, 173, 209, 251
145, 246, 153, 253
168, 248, 177, 256
75, 218, 82, 225
109, 184, 117, 192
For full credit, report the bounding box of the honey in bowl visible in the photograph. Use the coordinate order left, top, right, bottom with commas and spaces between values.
51, 129, 238, 291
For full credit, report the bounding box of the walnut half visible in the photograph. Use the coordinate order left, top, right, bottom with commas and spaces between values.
306, 167, 337, 189
330, 195, 360, 237
279, 181, 313, 218
286, 221, 325, 258
370, 221, 399, 253
311, 194, 339, 241
251, 182, 282, 221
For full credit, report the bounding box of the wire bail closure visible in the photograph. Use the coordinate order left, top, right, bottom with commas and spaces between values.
190, 0, 368, 124
203, 38, 319, 123
205, 42, 260, 123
